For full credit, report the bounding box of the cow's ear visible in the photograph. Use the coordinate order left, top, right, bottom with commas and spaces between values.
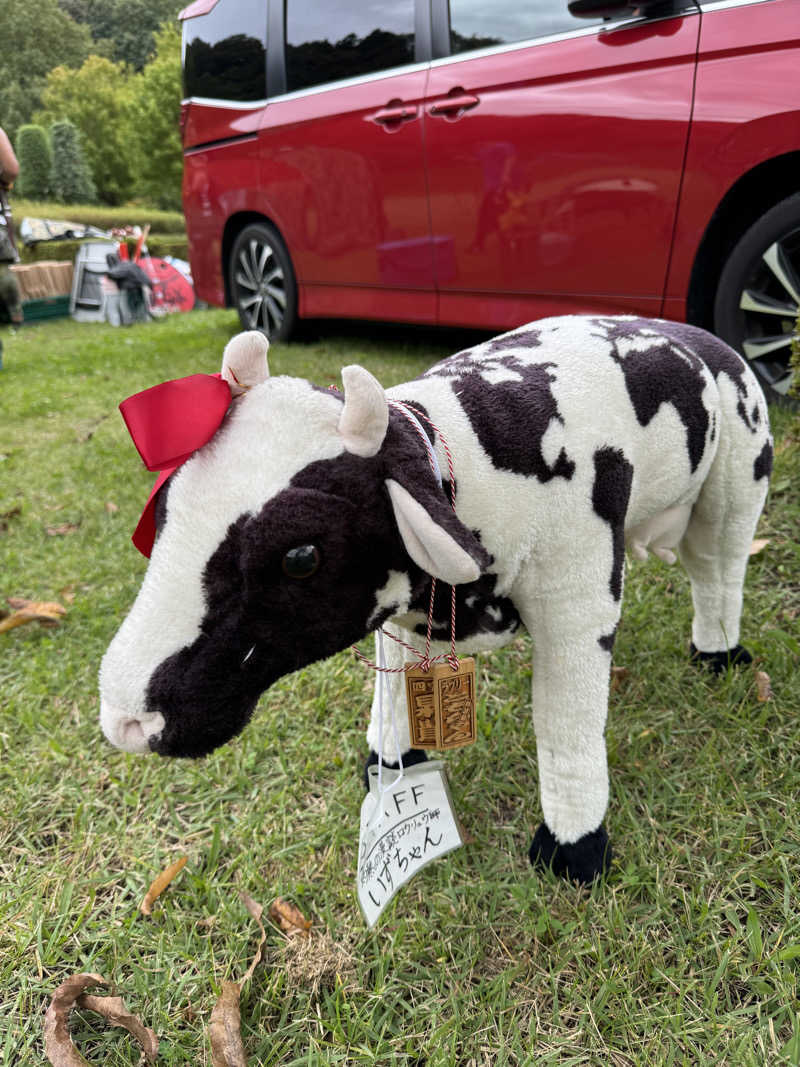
221, 331, 270, 397
386, 479, 486, 585
338, 365, 388, 457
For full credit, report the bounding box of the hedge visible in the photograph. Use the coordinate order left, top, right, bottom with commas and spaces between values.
11, 199, 187, 235
18, 233, 190, 265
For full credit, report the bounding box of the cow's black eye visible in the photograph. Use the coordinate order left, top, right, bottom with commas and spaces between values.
282, 544, 321, 579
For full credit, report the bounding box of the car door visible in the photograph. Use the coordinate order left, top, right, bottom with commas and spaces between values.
423, 0, 701, 328
257, 0, 435, 322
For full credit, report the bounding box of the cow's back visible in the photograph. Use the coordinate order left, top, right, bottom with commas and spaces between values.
389, 316, 764, 590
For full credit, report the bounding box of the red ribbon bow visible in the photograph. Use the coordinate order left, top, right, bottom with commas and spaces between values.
120, 373, 231, 557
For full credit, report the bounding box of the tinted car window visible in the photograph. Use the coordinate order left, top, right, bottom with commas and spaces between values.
449, 0, 604, 55
183, 0, 267, 101
286, 0, 416, 93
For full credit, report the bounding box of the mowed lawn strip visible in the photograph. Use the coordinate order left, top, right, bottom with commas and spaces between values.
1, 311, 799, 1066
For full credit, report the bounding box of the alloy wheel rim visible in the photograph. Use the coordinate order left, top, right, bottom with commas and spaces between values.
234, 237, 287, 336
736, 225, 800, 395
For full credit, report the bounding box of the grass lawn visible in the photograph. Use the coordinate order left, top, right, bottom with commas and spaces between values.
1, 311, 799, 1066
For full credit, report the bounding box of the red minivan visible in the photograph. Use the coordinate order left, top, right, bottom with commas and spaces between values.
179, 0, 800, 399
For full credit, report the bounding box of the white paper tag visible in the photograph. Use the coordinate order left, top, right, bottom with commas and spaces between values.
357, 760, 463, 929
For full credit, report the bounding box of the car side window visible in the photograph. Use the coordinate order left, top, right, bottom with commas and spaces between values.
183, 0, 268, 101
285, 1, 416, 93
448, 0, 604, 55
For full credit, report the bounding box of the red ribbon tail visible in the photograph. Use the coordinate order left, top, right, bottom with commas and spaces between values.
132, 468, 176, 557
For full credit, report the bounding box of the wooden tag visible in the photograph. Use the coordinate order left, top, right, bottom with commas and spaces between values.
405, 658, 476, 750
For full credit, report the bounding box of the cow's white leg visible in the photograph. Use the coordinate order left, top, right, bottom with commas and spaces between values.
514, 442, 635, 882
517, 568, 620, 883
363, 624, 426, 786
680, 377, 771, 673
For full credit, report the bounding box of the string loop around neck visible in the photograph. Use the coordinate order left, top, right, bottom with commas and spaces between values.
352, 399, 460, 675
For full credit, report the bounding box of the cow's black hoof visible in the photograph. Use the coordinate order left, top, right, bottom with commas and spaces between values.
529, 822, 612, 884
690, 643, 753, 675
363, 747, 428, 790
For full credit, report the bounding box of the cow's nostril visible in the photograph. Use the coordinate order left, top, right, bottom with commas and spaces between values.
120, 718, 147, 749
100, 699, 164, 754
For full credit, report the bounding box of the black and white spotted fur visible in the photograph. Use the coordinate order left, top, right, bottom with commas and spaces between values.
100, 316, 772, 884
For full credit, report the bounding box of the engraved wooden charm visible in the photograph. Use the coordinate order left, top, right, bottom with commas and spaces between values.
405, 668, 437, 748
405, 658, 476, 750
435, 658, 476, 749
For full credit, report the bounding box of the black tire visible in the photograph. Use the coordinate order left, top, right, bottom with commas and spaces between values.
713, 193, 800, 402
229, 221, 298, 342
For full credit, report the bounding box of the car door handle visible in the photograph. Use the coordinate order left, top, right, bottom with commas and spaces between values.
428, 93, 480, 117
371, 103, 418, 126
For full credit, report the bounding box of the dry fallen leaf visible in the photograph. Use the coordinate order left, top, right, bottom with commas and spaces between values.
44, 973, 107, 1067
181, 1001, 198, 1024
76, 994, 158, 1064
456, 817, 476, 845
269, 898, 312, 938
239, 893, 266, 984
0, 598, 67, 634
755, 670, 773, 702
210, 982, 247, 1067
140, 855, 187, 915
46, 522, 80, 537
0, 505, 21, 533
610, 665, 630, 691
749, 538, 770, 555
44, 974, 158, 1066
208, 894, 267, 1067
7, 596, 66, 614
104, 501, 119, 514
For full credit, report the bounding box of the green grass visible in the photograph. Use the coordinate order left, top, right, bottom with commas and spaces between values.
1, 311, 799, 1065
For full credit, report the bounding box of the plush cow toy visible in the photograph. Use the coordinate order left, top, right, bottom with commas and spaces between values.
100, 316, 772, 884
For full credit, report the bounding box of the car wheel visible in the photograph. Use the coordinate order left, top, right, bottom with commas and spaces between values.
713, 193, 800, 401
229, 222, 297, 342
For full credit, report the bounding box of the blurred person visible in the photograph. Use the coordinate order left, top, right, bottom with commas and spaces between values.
0, 125, 23, 360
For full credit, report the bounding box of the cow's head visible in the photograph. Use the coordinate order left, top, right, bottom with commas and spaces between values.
99, 332, 488, 758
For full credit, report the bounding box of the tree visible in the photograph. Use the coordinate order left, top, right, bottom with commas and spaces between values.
57, 0, 183, 71
49, 120, 96, 203
126, 23, 184, 211
35, 57, 134, 205
0, 0, 90, 142
16, 126, 53, 201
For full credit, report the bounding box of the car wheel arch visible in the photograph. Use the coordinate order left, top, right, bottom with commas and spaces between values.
686, 150, 800, 333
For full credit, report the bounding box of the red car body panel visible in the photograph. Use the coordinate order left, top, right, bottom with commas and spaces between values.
426, 15, 699, 328
256, 69, 436, 322
181, 0, 800, 337
183, 106, 263, 307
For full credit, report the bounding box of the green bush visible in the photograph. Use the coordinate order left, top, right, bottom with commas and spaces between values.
35, 56, 134, 205
18, 233, 189, 264
12, 199, 186, 234
15, 125, 53, 200
49, 119, 96, 204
